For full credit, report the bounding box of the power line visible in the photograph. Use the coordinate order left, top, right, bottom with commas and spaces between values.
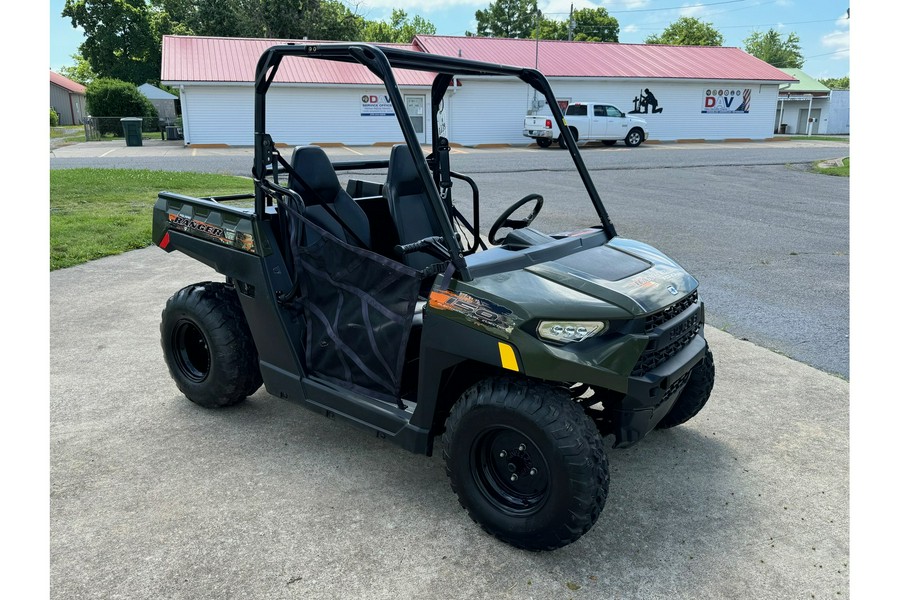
805, 48, 849, 58
572, 17, 840, 34
541, 0, 751, 16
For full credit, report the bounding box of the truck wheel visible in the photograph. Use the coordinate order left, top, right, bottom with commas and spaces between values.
442, 377, 609, 550
160, 282, 262, 408
625, 128, 644, 147
601, 140, 617, 146
655, 349, 715, 429
536, 138, 551, 148
558, 127, 578, 148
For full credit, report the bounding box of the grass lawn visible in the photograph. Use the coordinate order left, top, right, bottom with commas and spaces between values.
50, 169, 253, 270
814, 157, 850, 177
50, 126, 86, 144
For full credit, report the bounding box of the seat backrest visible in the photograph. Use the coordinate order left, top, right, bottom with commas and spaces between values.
384, 145, 443, 271
289, 146, 371, 248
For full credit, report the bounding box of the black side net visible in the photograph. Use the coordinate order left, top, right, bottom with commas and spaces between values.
287, 215, 423, 403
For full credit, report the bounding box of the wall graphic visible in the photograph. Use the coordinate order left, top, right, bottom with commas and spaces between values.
628, 88, 663, 114
703, 88, 751, 113
360, 94, 395, 116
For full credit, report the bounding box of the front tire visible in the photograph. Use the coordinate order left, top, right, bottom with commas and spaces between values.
625, 128, 644, 147
536, 137, 552, 148
442, 377, 609, 550
656, 349, 715, 429
161, 282, 262, 408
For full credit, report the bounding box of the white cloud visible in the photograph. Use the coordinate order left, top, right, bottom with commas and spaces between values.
622, 24, 638, 33
678, 3, 706, 18
821, 28, 849, 59
601, 0, 649, 8
835, 12, 850, 29
541, 0, 603, 17
354, 0, 482, 11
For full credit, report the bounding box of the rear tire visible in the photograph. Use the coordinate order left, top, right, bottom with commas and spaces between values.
558, 127, 579, 148
656, 349, 715, 429
536, 137, 552, 148
442, 377, 609, 550
161, 282, 262, 408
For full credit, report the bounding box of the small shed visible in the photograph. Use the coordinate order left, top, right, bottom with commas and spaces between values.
138, 83, 180, 121
50, 71, 86, 126
775, 69, 835, 135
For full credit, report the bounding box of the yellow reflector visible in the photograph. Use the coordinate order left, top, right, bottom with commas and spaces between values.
498, 342, 520, 372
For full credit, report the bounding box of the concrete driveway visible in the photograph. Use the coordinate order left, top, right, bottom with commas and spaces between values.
50, 247, 848, 599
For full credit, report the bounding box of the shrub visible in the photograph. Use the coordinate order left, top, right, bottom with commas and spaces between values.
85, 78, 158, 136
50, 107, 60, 127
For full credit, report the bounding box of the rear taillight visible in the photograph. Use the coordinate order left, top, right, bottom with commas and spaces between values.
545, 119, 552, 128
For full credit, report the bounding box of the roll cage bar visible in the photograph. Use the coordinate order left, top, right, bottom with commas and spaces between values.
252, 42, 617, 281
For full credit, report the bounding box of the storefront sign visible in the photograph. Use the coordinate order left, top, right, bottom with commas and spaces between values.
361, 94, 394, 116
702, 88, 751, 114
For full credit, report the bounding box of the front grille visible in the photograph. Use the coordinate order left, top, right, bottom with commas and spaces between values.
644, 291, 698, 333
632, 318, 701, 377
662, 371, 691, 403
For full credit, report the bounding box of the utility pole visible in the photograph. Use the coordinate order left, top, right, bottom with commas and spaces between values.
568, 3, 575, 41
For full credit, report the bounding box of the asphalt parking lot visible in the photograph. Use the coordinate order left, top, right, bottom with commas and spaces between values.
49, 139, 850, 598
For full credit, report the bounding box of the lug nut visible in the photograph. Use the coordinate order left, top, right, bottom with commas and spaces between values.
499, 450, 507, 458
530, 468, 537, 476
518, 444, 526, 452
510, 474, 518, 482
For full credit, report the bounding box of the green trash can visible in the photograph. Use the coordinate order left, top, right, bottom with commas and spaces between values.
120, 117, 144, 147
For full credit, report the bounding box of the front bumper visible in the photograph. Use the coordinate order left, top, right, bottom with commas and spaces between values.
607, 331, 707, 447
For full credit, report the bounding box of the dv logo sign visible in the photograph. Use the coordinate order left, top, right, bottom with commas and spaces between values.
702, 88, 751, 114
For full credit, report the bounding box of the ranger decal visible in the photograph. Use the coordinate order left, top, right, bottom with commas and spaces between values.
168, 213, 257, 253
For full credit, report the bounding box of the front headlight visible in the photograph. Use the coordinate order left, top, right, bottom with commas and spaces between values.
537, 321, 606, 344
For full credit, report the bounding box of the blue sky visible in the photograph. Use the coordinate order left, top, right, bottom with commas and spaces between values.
50, 0, 849, 79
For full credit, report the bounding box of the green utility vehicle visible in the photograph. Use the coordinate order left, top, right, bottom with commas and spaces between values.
153, 43, 715, 550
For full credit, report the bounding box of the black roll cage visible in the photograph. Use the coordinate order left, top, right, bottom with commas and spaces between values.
252, 42, 617, 282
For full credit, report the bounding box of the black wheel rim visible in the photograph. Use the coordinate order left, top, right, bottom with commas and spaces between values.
172, 320, 210, 382
470, 426, 551, 516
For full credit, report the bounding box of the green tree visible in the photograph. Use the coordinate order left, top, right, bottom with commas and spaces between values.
85, 78, 158, 134
645, 16, 723, 46
63, 1, 163, 84
312, 1, 366, 41
536, 8, 618, 42
475, 0, 537, 38
743, 28, 803, 68
58, 54, 98, 86
819, 76, 849, 89
362, 10, 436, 43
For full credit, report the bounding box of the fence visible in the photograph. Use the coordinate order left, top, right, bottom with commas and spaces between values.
83, 116, 182, 141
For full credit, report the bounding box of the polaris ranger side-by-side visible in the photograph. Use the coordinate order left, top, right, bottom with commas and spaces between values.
153, 43, 715, 551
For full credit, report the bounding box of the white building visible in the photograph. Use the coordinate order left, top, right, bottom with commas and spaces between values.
161, 35, 796, 147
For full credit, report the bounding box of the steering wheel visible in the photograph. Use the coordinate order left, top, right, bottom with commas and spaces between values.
488, 194, 544, 245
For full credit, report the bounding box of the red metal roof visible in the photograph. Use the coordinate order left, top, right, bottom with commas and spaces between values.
161, 36, 434, 86
50, 71, 86, 95
414, 35, 796, 82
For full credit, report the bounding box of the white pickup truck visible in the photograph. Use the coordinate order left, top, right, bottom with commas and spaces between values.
523, 102, 648, 148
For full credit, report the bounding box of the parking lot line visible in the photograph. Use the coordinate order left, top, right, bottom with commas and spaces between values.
342, 146, 364, 156
99, 148, 117, 158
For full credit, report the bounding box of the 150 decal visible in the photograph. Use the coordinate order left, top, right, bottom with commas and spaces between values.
429, 290, 520, 334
